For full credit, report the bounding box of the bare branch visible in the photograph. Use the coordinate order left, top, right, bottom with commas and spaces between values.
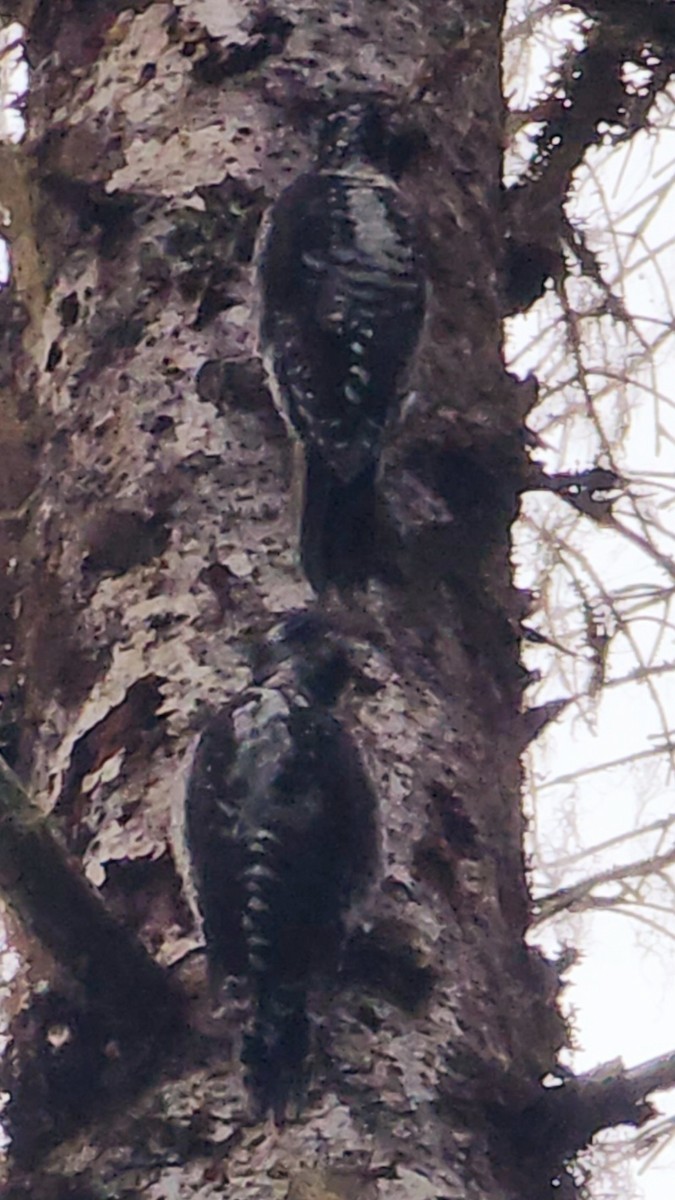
538, 742, 675, 790
533, 843, 675, 923
539, 812, 675, 869
526, 465, 623, 520
505, 5, 675, 311
577, 0, 675, 44
509, 1052, 675, 1165
0, 753, 185, 1041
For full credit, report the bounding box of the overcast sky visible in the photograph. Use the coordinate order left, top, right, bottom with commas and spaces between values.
505, 6, 675, 1196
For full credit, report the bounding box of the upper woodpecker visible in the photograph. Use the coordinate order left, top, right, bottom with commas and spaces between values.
184, 613, 377, 1120
258, 101, 426, 590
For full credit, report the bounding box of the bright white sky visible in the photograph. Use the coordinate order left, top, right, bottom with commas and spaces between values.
505, 5, 675, 1197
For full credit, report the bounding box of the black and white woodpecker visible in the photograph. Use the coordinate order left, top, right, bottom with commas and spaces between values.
184, 613, 377, 1121
258, 101, 427, 590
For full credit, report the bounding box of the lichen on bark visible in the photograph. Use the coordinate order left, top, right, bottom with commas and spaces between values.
0, 2, 585, 1198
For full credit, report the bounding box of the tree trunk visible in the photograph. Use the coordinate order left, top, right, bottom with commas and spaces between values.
0, 2, 656, 1197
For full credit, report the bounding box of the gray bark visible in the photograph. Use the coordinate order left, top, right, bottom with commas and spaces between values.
0, 1, 668, 1197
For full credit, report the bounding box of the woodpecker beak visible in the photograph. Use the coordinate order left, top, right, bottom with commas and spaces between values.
249, 610, 349, 695
250, 641, 286, 686
248, 611, 313, 684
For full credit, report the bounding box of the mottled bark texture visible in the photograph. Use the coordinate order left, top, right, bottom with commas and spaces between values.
0, 1, 662, 1198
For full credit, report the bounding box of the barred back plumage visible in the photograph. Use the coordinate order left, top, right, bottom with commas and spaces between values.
258, 103, 426, 589
184, 615, 377, 1120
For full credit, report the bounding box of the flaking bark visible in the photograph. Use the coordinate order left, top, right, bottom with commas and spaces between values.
0, 1, 670, 1197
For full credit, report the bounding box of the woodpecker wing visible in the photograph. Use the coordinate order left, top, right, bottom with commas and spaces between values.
186, 681, 376, 1118
184, 707, 249, 983
236, 700, 376, 1118
259, 169, 426, 484
238, 703, 374, 988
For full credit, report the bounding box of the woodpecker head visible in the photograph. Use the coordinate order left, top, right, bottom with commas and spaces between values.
251, 612, 352, 706
316, 101, 388, 171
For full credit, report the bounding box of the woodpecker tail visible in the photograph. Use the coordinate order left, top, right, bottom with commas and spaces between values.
300, 451, 378, 592
242, 983, 309, 1123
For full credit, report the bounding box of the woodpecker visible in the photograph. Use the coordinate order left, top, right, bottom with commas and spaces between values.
184, 613, 376, 1120
258, 101, 426, 590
